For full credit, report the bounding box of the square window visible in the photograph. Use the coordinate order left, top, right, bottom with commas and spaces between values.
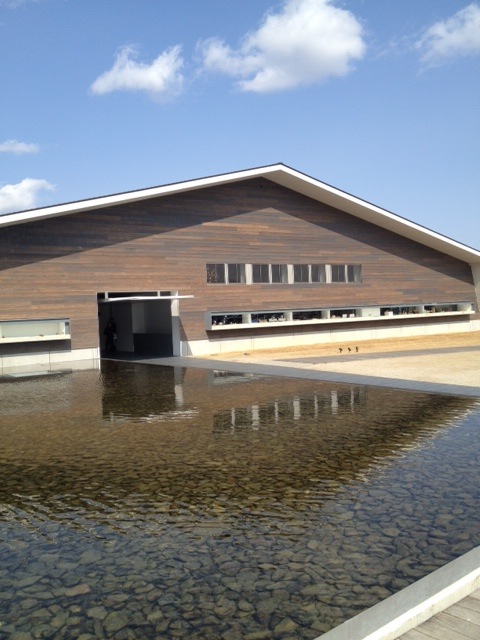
227, 263, 246, 284
347, 265, 362, 283
271, 264, 288, 283
207, 263, 225, 283
252, 264, 270, 283
331, 265, 346, 282
311, 264, 326, 283
293, 264, 309, 283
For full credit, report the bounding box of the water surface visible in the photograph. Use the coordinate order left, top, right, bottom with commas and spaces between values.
1, 361, 479, 639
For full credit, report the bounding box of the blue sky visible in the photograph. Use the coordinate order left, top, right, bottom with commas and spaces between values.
1, 0, 479, 249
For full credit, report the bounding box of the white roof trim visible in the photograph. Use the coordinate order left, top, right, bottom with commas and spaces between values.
1, 163, 479, 264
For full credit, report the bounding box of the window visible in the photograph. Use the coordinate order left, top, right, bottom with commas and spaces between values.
252, 264, 270, 283
252, 264, 288, 284
251, 312, 285, 323
207, 262, 361, 285
212, 314, 243, 326
331, 264, 361, 283
347, 264, 362, 283
331, 265, 347, 282
293, 264, 309, 283
207, 263, 247, 284
206, 263, 226, 284
0, 318, 70, 343
227, 263, 246, 284
271, 264, 288, 283
311, 264, 327, 283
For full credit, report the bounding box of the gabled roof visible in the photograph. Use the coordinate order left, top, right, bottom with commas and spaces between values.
1, 163, 479, 264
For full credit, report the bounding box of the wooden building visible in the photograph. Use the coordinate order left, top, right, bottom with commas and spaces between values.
0, 164, 479, 370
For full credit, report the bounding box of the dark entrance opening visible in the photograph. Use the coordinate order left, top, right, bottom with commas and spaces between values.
98, 292, 175, 358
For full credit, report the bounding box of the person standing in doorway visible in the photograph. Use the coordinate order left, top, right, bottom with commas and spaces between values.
103, 317, 117, 352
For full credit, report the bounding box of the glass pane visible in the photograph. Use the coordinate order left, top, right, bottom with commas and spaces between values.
293, 264, 309, 283
271, 264, 287, 283
227, 263, 245, 284
331, 265, 346, 282
346, 265, 362, 283
206, 263, 225, 283
311, 265, 326, 283
252, 264, 270, 283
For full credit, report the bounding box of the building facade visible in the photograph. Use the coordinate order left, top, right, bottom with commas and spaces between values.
0, 164, 479, 371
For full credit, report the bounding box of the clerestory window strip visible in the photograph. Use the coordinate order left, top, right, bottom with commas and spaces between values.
207, 263, 362, 284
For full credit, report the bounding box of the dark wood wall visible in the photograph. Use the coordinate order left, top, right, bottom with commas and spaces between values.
0, 178, 475, 351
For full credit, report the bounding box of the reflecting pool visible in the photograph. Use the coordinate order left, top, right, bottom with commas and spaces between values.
1, 361, 479, 639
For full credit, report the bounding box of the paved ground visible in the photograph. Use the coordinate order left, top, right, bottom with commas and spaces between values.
197, 332, 480, 396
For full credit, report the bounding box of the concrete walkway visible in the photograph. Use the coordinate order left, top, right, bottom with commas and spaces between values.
153, 345, 480, 398
272, 345, 480, 392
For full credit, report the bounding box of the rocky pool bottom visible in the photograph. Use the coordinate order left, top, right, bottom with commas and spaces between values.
0, 361, 479, 639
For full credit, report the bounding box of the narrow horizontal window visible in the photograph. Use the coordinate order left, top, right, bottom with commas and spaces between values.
207, 262, 362, 285
0, 318, 71, 343
212, 314, 243, 326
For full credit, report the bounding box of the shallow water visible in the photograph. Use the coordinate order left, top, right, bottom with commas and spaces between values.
0, 361, 479, 639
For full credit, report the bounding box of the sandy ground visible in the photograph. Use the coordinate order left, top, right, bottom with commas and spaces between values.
208, 331, 480, 389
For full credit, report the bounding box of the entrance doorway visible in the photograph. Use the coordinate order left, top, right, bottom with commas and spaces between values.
98, 292, 185, 358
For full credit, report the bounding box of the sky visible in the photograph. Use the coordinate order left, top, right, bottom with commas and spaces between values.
1, 0, 479, 249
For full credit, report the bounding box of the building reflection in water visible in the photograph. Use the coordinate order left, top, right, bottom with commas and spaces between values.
101, 360, 193, 423
101, 362, 370, 427
213, 387, 367, 431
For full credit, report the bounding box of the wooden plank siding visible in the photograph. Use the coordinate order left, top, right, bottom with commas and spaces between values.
0, 178, 475, 354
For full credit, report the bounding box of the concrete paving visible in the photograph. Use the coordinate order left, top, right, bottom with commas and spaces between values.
153, 345, 480, 398
273, 346, 480, 391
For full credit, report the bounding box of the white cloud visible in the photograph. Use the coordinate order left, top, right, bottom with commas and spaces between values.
0, 0, 42, 7
198, 0, 366, 92
0, 139, 39, 155
0, 178, 54, 214
90, 45, 184, 101
416, 3, 480, 67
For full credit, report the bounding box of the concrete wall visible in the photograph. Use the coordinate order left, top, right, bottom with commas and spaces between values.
184, 316, 480, 356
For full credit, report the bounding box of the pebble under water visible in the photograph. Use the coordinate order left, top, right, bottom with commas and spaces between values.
0, 360, 479, 640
